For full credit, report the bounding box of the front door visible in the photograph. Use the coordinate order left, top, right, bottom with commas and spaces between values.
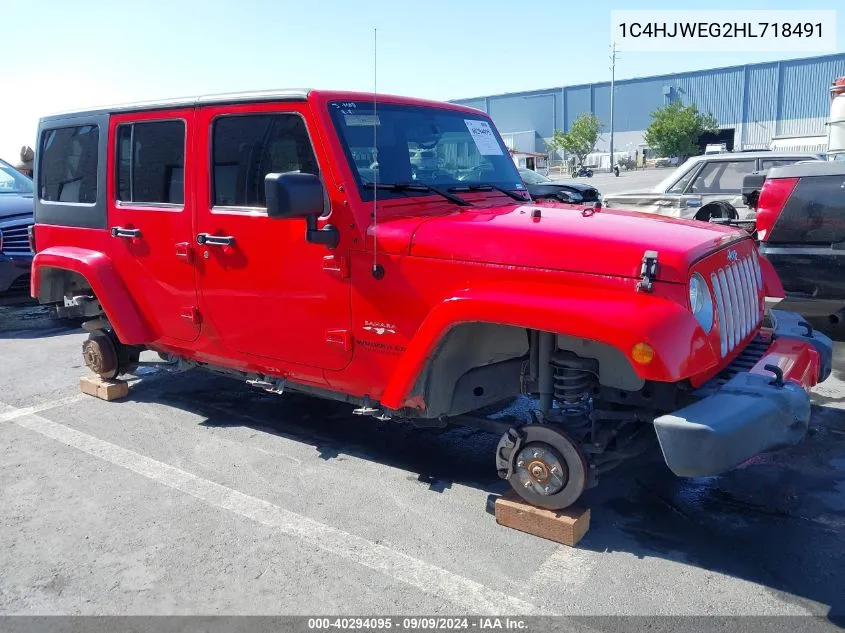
106, 109, 199, 341
194, 102, 352, 370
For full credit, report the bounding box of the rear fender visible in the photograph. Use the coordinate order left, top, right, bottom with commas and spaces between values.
380, 282, 717, 411
32, 246, 153, 344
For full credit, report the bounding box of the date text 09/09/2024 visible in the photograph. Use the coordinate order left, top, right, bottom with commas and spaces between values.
307, 617, 527, 630
618, 22, 823, 38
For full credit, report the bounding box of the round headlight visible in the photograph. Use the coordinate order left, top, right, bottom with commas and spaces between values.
689, 273, 714, 333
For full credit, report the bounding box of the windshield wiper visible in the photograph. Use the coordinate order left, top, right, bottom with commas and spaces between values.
363, 181, 471, 207
447, 183, 529, 202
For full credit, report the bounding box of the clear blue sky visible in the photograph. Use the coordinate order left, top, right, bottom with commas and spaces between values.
2, 0, 843, 160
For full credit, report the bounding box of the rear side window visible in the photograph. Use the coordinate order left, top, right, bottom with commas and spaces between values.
690, 160, 755, 194
39, 125, 99, 204
211, 114, 319, 208
116, 120, 185, 205
760, 158, 804, 170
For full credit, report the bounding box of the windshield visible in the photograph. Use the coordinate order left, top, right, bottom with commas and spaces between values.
652, 157, 698, 193
519, 168, 550, 185
329, 101, 524, 201
0, 160, 34, 194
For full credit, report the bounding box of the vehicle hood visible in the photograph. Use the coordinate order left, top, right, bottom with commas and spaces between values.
398, 202, 747, 284
0, 193, 34, 220
531, 181, 597, 193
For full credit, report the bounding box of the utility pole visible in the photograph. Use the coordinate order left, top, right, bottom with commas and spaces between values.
609, 42, 616, 170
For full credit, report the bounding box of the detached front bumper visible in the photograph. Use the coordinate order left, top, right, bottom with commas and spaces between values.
654, 310, 833, 477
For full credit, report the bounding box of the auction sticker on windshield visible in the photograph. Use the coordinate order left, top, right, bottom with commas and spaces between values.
344, 114, 381, 126
464, 120, 503, 156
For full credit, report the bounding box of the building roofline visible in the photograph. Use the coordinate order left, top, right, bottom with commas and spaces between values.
450, 52, 845, 103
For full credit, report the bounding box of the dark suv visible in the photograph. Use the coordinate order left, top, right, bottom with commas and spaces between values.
0, 158, 35, 295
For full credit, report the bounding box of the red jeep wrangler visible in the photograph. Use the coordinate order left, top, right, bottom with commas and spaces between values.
31, 90, 833, 510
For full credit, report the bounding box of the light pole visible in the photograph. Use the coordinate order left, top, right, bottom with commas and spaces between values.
609, 42, 617, 171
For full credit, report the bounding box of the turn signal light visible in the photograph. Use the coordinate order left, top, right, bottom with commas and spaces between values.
631, 342, 655, 365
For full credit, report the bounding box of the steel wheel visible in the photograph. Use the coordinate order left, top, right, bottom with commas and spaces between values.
497, 425, 588, 510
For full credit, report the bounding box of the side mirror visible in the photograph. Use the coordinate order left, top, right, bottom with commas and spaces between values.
264, 172, 339, 248
265, 172, 324, 219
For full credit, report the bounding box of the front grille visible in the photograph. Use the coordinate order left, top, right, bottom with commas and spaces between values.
709, 250, 763, 357
0, 223, 33, 256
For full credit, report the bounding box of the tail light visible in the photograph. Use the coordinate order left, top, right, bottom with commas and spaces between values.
755, 177, 799, 242
28, 225, 35, 253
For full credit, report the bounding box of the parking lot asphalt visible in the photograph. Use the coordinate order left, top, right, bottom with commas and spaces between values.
1, 303, 844, 622
550, 167, 669, 197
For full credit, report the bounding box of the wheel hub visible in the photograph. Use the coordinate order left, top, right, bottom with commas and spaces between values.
513, 445, 567, 497
82, 331, 118, 378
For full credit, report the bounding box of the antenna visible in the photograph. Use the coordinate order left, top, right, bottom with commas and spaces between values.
371, 27, 384, 280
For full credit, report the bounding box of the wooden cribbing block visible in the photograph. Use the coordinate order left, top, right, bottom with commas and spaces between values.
79, 375, 129, 401
495, 492, 590, 547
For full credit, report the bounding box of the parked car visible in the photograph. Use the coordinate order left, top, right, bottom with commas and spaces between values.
744, 161, 845, 323
0, 158, 34, 295
654, 156, 679, 168
518, 168, 601, 205
603, 151, 822, 221
31, 89, 831, 511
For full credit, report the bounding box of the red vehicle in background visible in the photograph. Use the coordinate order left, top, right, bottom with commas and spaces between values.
30, 90, 832, 510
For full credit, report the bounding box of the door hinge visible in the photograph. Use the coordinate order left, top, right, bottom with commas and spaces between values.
326, 329, 351, 351
180, 306, 201, 325
322, 254, 349, 280
175, 242, 194, 263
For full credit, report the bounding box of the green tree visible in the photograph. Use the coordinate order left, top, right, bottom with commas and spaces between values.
547, 113, 603, 167
644, 101, 719, 160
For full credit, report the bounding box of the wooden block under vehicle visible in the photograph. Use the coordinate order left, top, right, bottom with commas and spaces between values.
79, 375, 129, 401
494, 492, 590, 547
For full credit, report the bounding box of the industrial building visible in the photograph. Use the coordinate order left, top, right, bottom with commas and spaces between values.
451, 53, 845, 163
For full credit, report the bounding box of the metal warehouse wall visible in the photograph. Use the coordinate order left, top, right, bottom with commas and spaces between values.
452, 53, 845, 154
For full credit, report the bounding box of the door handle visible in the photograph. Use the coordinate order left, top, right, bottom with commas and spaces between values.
111, 227, 142, 238
197, 233, 235, 246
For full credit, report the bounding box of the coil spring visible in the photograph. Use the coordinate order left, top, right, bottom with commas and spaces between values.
551, 352, 599, 413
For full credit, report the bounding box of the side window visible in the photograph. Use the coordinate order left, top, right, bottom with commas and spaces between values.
667, 166, 699, 194
211, 114, 318, 208
760, 158, 800, 170
39, 125, 99, 203
690, 160, 754, 194
116, 120, 185, 205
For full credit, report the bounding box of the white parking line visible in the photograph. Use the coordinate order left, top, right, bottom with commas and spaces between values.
0, 394, 87, 422
1, 400, 550, 615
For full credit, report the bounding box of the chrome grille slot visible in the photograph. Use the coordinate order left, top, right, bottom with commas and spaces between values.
711, 273, 728, 357
709, 251, 763, 357
741, 259, 755, 333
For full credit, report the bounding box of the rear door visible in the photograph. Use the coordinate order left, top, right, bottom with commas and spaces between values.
686, 159, 756, 217
106, 109, 199, 341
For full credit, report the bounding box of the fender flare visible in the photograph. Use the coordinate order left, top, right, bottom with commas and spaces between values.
380, 282, 717, 411
32, 246, 153, 344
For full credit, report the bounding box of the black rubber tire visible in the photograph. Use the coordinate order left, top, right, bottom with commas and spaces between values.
503, 425, 588, 510
696, 200, 739, 221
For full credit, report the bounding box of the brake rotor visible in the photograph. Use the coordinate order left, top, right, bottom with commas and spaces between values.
82, 331, 119, 379
496, 424, 588, 510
